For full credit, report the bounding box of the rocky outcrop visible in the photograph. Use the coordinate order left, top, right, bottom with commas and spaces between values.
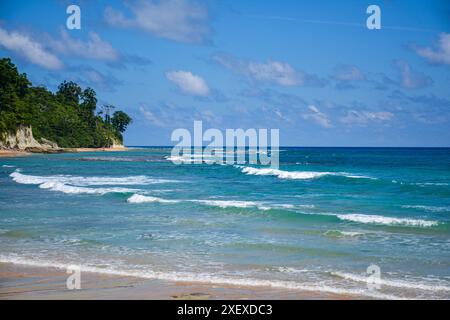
0, 126, 63, 153
110, 138, 125, 149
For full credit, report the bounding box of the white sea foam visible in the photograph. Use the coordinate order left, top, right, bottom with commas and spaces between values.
126, 196, 289, 212
2, 165, 15, 168
332, 271, 450, 292
127, 194, 181, 204
190, 199, 271, 211
9, 170, 178, 195
324, 230, 364, 237
10, 170, 177, 186
336, 214, 438, 227
38, 181, 139, 195
238, 166, 374, 180
0, 255, 404, 300
402, 205, 450, 213
413, 182, 449, 186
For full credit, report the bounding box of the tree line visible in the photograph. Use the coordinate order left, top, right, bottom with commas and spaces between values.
0, 58, 132, 148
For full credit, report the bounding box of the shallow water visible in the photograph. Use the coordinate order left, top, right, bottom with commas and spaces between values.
1, 147, 449, 299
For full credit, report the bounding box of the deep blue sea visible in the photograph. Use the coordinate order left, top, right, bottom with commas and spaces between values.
1, 147, 449, 299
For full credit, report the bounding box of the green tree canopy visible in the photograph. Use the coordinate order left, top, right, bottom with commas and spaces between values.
0, 58, 132, 148
111, 111, 133, 133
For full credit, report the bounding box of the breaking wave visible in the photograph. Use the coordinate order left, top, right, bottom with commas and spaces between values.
10, 170, 177, 186
238, 166, 375, 180
127, 194, 181, 204
332, 271, 450, 292
190, 199, 271, 211
336, 214, 438, 227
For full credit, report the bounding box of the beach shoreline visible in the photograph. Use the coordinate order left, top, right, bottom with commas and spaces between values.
0, 146, 128, 158
0, 149, 30, 157
0, 262, 353, 300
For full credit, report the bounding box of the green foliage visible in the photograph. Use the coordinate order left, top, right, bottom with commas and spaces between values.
112, 111, 133, 133
0, 58, 132, 148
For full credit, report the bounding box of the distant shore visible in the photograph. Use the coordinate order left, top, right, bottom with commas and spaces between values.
0, 146, 128, 158
0, 262, 351, 300
0, 149, 30, 157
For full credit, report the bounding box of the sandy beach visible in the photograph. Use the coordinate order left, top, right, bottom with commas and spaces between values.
0, 262, 350, 300
0, 147, 128, 158
0, 150, 30, 157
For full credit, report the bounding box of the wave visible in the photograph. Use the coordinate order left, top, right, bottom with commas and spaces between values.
38, 181, 139, 195
0, 255, 404, 300
332, 271, 450, 292
2, 164, 15, 168
402, 205, 450, 213
336, 214, 438, 227
127, 195, 272, 210
125, 194, 439, 229
323, 230, 364, 238
127, 194, 181, 204
10, 170, 177, 186
190, 199, 271, 211
238, 166, 375, 180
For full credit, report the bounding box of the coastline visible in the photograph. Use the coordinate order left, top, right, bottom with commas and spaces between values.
0, 149, 30, 157
0, 146, 128, 158
0, 262, 352, 300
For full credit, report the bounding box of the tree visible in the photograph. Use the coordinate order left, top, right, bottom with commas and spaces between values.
80, 87, 97, 114
56, 81, 82, 105
111, 111, 132, 133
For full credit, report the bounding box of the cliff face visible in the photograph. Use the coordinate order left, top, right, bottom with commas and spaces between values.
110, 138, 125, 149
0, 126, 61, 152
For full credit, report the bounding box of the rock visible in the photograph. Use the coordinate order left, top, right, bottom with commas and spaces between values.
0, 126, 62, 153
40, 137, 58, 149
24, 147, 64, 154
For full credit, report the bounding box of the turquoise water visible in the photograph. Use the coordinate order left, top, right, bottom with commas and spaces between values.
1, 147, 449, 299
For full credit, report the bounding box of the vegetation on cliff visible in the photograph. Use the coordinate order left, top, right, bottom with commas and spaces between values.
0, 58, 132, 148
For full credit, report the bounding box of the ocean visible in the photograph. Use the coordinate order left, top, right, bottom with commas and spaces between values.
0, 147, 449, 299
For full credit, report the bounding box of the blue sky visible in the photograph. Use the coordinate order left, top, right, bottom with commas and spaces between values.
1, 0, 449, 146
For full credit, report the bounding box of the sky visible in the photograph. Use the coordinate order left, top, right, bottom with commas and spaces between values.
0, 0, 449, 147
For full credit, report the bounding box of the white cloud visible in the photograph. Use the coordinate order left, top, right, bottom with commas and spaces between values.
333, 64, 365, 81
166, 70, 210, 96
302, 105, 333, 128
213, 54, 325, 87
48, 30, 119, 62
104, 0, 210, 44
139, 106, 165, 127
0, 27, 63, 70
247, 60, 300, 86
415, 33, 450, 65
394, 60, 432, 89
340, 110, 394, 126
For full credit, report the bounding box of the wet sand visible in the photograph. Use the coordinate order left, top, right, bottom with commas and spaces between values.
0, 262, 351, 300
